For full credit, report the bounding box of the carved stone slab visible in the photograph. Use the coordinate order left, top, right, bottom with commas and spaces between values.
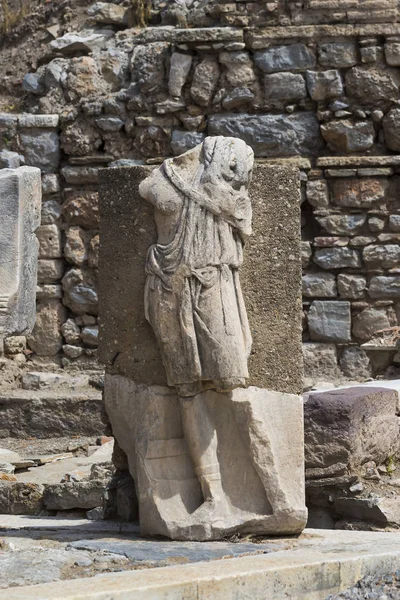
0, 167, 41, 337
105, 374, 307, 541
99, 162, 303, 395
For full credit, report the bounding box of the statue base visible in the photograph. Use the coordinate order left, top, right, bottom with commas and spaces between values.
105, 374, 307, 541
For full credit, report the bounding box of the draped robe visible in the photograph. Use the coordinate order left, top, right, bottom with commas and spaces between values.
144, 159, 252, 397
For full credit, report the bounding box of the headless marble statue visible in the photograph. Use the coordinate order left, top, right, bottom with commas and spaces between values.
139, 136, 254, 398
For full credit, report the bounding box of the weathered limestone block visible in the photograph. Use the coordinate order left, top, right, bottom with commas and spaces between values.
303, 343, 340, 380
369, 276, 400, 298
304, 387, 399, 479
316, 214, 366, 236
254, 44, 316, 73
219, 51, 255, 87
337, 274, 366, 299
345, 67, 399, 105
306, 179, 329, 209
363, 244, 400, 269
321, 120, 375, 153
168, 52, 192, 97
302, 273, 337, 297
190, 56, 220, 106
264, 72, 307, 101
306, 70, 343, 101
27, 301, 67, 356
105, 375, 307, 540
383, 108, 400, 151
0, 167, 41, 337
352, 307, 393, 341
339, 346, 371, 380
209, 113, 322, 157
317, 42, 358, 68
308, 300, 351, 343
331, 178, 387, 209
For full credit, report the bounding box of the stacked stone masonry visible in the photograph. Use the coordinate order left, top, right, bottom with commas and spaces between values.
2, 6, 400, 380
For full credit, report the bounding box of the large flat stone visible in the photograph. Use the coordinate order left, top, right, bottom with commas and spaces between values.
0, 167, 41, 337
3, 529, 400, 599
98, 164, 303, 395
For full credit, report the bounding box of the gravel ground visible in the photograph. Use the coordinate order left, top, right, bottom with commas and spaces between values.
326, 571, 400, 599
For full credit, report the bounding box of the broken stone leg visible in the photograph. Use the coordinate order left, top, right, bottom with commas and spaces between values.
105, 375, 307, 541
0, 167, 41, 339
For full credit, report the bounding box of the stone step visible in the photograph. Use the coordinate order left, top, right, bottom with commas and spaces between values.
0, 390, 108, 439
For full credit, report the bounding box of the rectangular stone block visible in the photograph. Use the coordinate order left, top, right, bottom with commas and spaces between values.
105, 374, 306, 540
98, 163, 303, 395
0, 167, 41, 337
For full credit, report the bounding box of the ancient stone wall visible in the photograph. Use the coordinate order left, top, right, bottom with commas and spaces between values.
1, 3, 400, 381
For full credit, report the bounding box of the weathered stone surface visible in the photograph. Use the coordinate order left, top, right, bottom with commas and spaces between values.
321, 120, 375, 153
50, 29, 113, 55
62, 190, 99, 229
0, 167, 41, 337
302, 273, 337, 298
209, 113, 322, 157
339, 346, 371, 379
87, 2, 128, 25
27, 301, 67, 356
389, 215, 400, 232
363, 244, 400, 269
168, 52, 192, 97
302, 343, 339, 380
190, 56, 220, 106
41, 199, 61, 225
130, 42, 169, 95
308, 301, 351, 343
316, 214, 366, 236
369, 276, 400, 298
0, 482, 44, 515
37, 260, 64, 284
61, 318, 81, 344
352, 307, 393, 341
170, 131, 205, 155
331, 178, 387, 208
385, 42, 400, 66
306, 179, 329, 209
219, 51, 255, 87
18, 130, 59, 173
66, 57, 110, 101
44, 481, 105, 510
306, 70, 343, 101
62, 268, 98, 316
81, 326, 98, 347
334, 497, 400, 526
99, 163, 303, 395
222, 88, 254, 110
106, 375, 307, 540
314, 247, 361, 269
318, 42, 358, 68
254, 44, 316, 73
64, 227, 90, 266
37, 225, 62, 259
304, 387, 399, 479
3, 336, 26, 355
337, 274, 366, 299
345, 67, 399, 104
0, 150, 24, 169
301, 241, 312, 268
383, 108, 400, 151
264, 72, 306, 101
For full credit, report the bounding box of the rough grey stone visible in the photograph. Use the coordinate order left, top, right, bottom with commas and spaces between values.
50, 29, 113, 55
385, 42, 400, 66
170, 131, 205, 155
316, 214, 366, 236
321, 120, 375, 153
87, 2, 128, 25
302, 273, 337, 298
95, 117, 124, 132
306, 180, 329, 209
190, 56, 220, 106
64, 227, 90, 266
222, 88, 254, 110
383, 108, 400, 152
352, 307, 392, 341
36, 224, 62, 259
369, 276, 400, 299
306, 70, 343, 101
209, 112, 322, 157
41, 199, 61, 225
61, 318, 81, 344
363, 244, 400, 269
0, 150, 24, 169
337, 274, 366, 299
339, 346, 371, 379
81, 326, 99, 347
302, 343, 339, 380
308, 301, 351, 343
264, 72, 306, 102
345, 67, 399, 104
22, 73, 44, 94
314, 248, 361, 269
219, 51, 255, 87
318, 43, 358, 68
18, 130, 60, 173
168, 52, 192, 97
254, 44, 316, 73
62, 268, 98, 315
130, 42, 169, 94
36, 284, 63, 301
389, 215, 400, 232
301, 241, 312, 268
42, 174, 60, 195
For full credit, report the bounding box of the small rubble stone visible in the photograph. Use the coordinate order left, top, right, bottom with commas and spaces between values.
190, 56, 220, 106
61, 318, 81, 344
316, 214, 366, 236
168, 52, 192, 97
219, 51, 255, 87
321, 120, 375, 153
389, 215, 400, 232
302, 273, 337, 298
383, 108, 400, 152
131, 42, 169, 94
317, 42, 358, 68
337, 274, 366, 299
87, 2, 129, 25
308, 301, 351, 343
369, 276, 400, 298
18, 130, 60, 173
368, 216, 386, 232
62, 190, 99, 229
81, 326, 99, 347
28, 302, 67, 356
36, 285, 63, 301
170, 131, 205, 155
50, 29, 113, 55
63, 344, 84, 359
64, 227, 90, 267
363, 244, 400, 269
345, 66, 399, 104
37, 260, 64, 284
62, 268, 98, 315
331, 178, 387, 208
264, 72, 306, 101
306, 180, 329, 209
339, 346, 371, 379
352, 307, 393, 341
0, 150, 24, 169
301, 241, 312, 268
314, 247, 361, 269
306, 70, 343, 101
37, 225, 62, 259
222, 88, 254, 110
385, 42, 400, 66
254, 44, 316, 73
44, 481, 105, 510
4, 337, 26, 355
41, 200, 61, 225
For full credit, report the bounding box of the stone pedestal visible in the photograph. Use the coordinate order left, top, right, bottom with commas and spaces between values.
0, 167, 41, 338
106, 375, 306, 540
99, 159, 306, 540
